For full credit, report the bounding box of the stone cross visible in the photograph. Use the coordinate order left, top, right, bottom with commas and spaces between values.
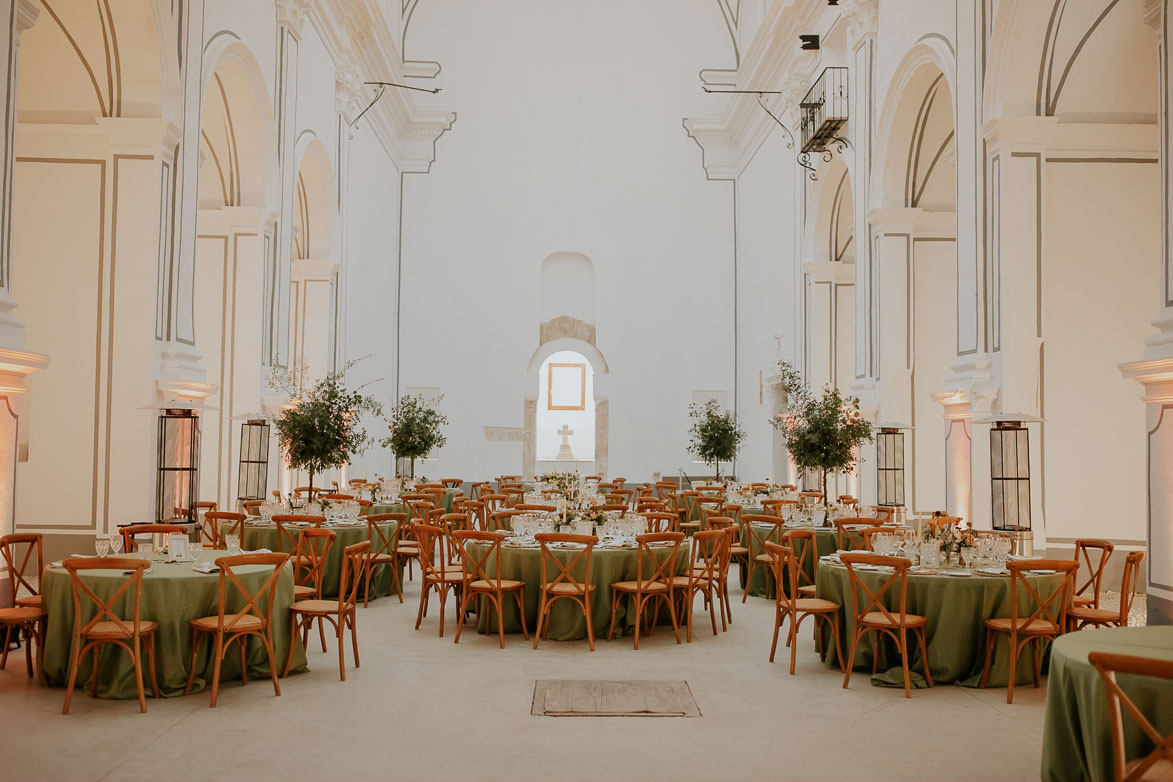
557, 424, 573, 446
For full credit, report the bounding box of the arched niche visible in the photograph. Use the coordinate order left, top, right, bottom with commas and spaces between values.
539, 251, 597, 347
984, 0, 1157, 121
292, 137, 337, 263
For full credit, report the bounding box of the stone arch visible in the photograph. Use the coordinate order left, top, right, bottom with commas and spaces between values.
805, 158, 855, 264
292, 135, 337, 262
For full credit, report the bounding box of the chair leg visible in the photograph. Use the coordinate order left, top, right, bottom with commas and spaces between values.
0, 624, 11, 669
607, 590, 620, 642
185, 629, 203, 695
210, 633, 224, 708
262, 630, 281, 697
415, 581, 430, 630
829, 616, 845, 673
707, 588, 719, 636
282, 614, 299, 678
454, 585, 471, 645
917, 627, 933, 688
769, 607, 782, 663
132, 635, 147, 713
62, 638, 83, 715
337, 616, 347, 681
532, 592, 547, 650
789, 616, 799, 675
437, 584, 448, 638
1030, 637, 1041, 688
584, 592, 596, 652
979, 629, 995, 689
899, 627, 912, 699
665, 592, 681, 645
239, 637, 248, 685
90, 644, 101, 698
317, 615, 328, 652
1006, 632, 1018, 704
515, 590, 530, 641
843, 629, 862, 689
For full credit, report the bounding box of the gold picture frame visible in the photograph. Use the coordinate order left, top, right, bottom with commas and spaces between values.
547, 363, 586, 411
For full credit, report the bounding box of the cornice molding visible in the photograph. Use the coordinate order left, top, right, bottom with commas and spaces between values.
309, 0, 455, 173
683, 1, 825, 180
275, 0, 312, 39
840, 0, 879, 46
982, 116, 1159, 159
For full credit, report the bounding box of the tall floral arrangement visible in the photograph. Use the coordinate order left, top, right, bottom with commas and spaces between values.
382, 393, 448, 478
687, 398, 746, 481
771, 360, 873, 503
270, 358, 383, 496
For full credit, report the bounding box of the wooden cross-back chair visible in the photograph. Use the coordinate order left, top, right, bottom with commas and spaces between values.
363, 515, 404, 605
489, 509, 522, 533
293, 486, 321, 499
119, 523, 186, 555
480, 493, 507, 514
438, 513, 473, 571
242, 500, 263, 516
868, 505, 896, 524
643, 512, 678, 534
834, 518, 884, 551
185, 552, 288, 707
0, 533, 45, 677
61, 558, 160, 714
292, 528, 335, 605
838, 495, 858, 507
1087, 651, 1173, 782
669, 529, 725, 642
979, 559, 1077, 703
761, 498, 798, 517
1069, 551, 1146, 631
285, 542, 369, 681
1072, 538, 1116, 609
781, 528, 819, 597
840, 552, 932, 699
532, 533, 598, 651
765, 542, 843, 675
406, 500, 435, 524
741, 515, 786, 603
321, 493, 354, 501
607, 532, 683, 649
636, 498, 667, 513
270, 515, 325, 556
202, 512, 245, 548
798, 491, 824, 504
452, 530, 528, 648
516, 503, 557, 513
412, 524, 465, 637
441, 478, 462, 489
706, 520, 738, 625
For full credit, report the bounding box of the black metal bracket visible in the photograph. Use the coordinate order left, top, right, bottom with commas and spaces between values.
350, 81, 442, 135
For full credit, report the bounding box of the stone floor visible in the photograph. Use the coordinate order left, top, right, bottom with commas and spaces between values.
0, 572, 1052, 782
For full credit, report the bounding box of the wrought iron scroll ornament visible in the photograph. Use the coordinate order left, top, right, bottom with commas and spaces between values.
349, 81, 442, 136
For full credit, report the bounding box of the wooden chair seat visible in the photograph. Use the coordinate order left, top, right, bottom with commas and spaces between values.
0, 606, 44, 624
190, 614, 262, 632
797, 585, 817, 597
1066, 605, 1119, 625
289, 598, 340, 615
1126, 758, 1173, 782
793, 597, 840, 614
729, 545, 750, 557
669, 574, 714, 587
468, 578, 525, 592
680, 520, 701, 529
754, 553, 772, 564
83, 619, 160, 639
547, 582, 595, 596
984, 616, 1059, 634
1072, 594, 1093, 607
15, 595, 41, 608
371, 552, 396, 565
293, 584, 316, 600
861, 611, 927, 629
612, 580, 669, 593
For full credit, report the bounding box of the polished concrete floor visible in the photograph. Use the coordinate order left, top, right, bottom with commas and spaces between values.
0, 571, 1051, 782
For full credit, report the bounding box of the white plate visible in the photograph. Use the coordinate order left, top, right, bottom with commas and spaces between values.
945, 570, 974, 577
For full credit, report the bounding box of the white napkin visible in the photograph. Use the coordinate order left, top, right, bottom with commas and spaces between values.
193, 562, 219, 573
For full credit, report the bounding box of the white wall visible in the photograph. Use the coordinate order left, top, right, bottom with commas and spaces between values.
401, 0, 733, 481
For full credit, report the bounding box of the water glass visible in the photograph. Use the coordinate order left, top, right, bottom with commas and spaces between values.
137, 541, 152, 559
108, 534, 123, 556
189, 540, 204, 563
94, 536, 110, 558
225, 534, 241, 556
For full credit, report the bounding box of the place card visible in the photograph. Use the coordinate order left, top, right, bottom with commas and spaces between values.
167, 533, 187, 561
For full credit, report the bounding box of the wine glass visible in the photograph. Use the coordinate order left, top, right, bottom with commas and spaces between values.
94, 535, 110, 558
225, 534, 241, 556
189, 539, 203, 564
108, 534, 123, 556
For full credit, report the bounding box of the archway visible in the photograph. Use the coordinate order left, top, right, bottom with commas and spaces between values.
536, 350, 596, 472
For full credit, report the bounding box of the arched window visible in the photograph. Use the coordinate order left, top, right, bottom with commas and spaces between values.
537, 350, 595, 465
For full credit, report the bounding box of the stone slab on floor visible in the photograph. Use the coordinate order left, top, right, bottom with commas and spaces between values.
531, 679, 700, 717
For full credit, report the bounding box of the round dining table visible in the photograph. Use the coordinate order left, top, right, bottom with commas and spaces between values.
39, 558, 307, 699
462, 540, 690, 641
815, 559, 1067, 688
739, 519, 866, 597
222, 518, 399, 599
1041, 626, 1173, 782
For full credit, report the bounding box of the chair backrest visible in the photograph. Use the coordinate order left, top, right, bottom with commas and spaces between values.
339, 541, 369, 613
357, 499, 372, 516
481, 494, 507, 513
119, 523, 187, 553
780, 528, 817, 591
416, 483, 444, 490
765, 541, 798, 610
322, 493, 354, 501
212, 552, 290, 632
1086, 651, 1173, 782
615, 488, 635, 508
688, 530, 725, 586
452, 530, 507, 589
643, 512, 677, 534
1006, 559, 1078, 633
636, 498, 667, 513
798, 491, 825, 503
761, 498, 798, 516
1114, 551, 1147, 626
439, 513, 472, 565
720, 503, 743, 525
489, 509, 521, 531
516, 503, 557, 512
633, 532, 684, 590
242, 500, 263, 516
205, 512, 246, 547
295, 528, 336, 597
598, 504, 628, 516
271, 515, 325, 553
62, 558, 150, 637
534, 533, 597, 594
838, 495, 859, 507
743, 514, 785, 556
924, 515, 964, 532
859, 527, 890, 551
470, 483, 491, 500
293, 486, 321, 499
867, 505, 896, 523
411, 523, 445, 578
839, 552, 915, 628
503, 487, 524, 502
833, 518, 881, 550
1073, 538, 1116, 607
442, 478, 462, 489
0, 533, 42, 604
407, 500, 435, 522
365, 514, 400, 559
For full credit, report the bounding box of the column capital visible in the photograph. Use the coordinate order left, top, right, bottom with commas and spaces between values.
275, 0, 312, 39
291, 257, 340, 281
1120, 355, 1173, 403
841, 0, 879, 46
0, 346, 49, 395
14, 0, 40, 40
1144, 0, 1163, 37
802, 260, 856, 283
95, 117, 182, 158
335, 61, 364, 122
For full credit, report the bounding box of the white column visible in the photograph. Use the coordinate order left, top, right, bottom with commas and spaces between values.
334, 61, 362, 373
272, 0, 311, 369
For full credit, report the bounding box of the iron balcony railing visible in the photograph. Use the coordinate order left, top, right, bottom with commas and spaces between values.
799, 67, 849, 154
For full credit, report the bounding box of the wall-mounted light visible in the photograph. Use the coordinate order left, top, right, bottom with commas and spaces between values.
876, 422, 912, 508
237, 419, 270, 502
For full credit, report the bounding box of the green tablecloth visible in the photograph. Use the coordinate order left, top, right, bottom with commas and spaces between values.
224, 520, 398, 599
463, 542, 690, 641
40, 560, 306, 699
815, 561, 1067, 689
1042, 626, 1173, 782
740, 522, 849, 598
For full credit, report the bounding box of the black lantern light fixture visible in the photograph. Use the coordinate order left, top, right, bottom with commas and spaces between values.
989, 419, 1032, 532
237, 419, 270, 502
875, 423, 911, 508
156, 408, 201, 523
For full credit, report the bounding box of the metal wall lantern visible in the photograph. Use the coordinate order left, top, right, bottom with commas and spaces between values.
990, 419, 1031, 531
876, 426, 906, 507
156, 408, 200, 522
237, 419, 270, 501
799, 67, 849, 154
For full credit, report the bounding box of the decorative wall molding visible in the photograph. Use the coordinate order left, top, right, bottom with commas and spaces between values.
841, 0, 879, 44
275, 0, 313, 38
335, 61, 364, 121
539, 315, 596, 347
484, 426, 524, 442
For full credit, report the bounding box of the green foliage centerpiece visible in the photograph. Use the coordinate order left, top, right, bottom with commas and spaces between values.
687, 398, 746, 481
382, 393, 449, 478
270, 358, 383, 498
771, 360, 874, 504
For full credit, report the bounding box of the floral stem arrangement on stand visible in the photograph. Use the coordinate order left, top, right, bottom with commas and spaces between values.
687, 399, 746, 482
537, 472, 607, 531
771, 360, 874, 504
270, 358, 383, 498
382, 393, 449, 478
